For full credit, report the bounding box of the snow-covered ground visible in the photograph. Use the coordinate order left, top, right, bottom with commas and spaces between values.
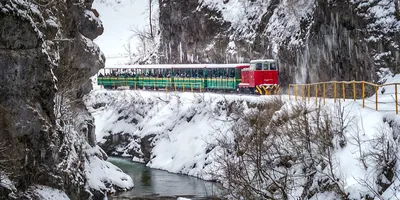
34, 185, 70, 200
84, 73, 400, 199
85, 86, 273, 180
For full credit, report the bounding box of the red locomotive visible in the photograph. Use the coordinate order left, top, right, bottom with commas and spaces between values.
238, 59, 279, 95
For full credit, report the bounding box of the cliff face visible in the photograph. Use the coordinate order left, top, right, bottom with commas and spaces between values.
157, 0, 230, 64
154, 0, 400, 85
0, 0, 131, 199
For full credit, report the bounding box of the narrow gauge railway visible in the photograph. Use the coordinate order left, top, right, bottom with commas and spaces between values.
96, 59, 280, 95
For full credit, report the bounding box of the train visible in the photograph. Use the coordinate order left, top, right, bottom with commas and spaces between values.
96, 59, 279, 95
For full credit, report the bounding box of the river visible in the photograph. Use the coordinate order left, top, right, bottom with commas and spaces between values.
108, 157, 223, 200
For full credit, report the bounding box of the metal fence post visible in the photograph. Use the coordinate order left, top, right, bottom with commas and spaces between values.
353, 81, 356, 101
342, 82, 345, 101
315, 84, 318, 105
375, 85, 378, 111
323, 82, 326, 105
362, 82, 365, 108
334, 82, 337, 103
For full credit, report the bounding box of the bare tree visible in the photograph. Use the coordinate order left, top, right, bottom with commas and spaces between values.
211, 97, 353, 199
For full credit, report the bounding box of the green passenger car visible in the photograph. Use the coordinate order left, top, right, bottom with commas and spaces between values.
97, 63, 247, 91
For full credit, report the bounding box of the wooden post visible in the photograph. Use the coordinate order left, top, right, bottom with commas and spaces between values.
302, 85, 305, 101
154, 82, 156, 91
288, 85, 291, 100
308, 84, 311, 103
295, 85, 298, 101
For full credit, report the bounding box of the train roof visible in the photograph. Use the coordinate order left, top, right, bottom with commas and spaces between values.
250, 59, 276, 63
104, 63, 250, 69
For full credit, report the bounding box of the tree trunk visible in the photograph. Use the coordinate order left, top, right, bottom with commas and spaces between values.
395, 0, 400, 19
149, 0, 153, 38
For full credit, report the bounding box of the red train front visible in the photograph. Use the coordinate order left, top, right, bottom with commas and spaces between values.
238, 59, 279, 95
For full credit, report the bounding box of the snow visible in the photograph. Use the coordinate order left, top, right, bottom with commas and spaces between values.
54, 93, 134, 198
201, 0, 315, 51
85, 1, 400, 198
85, 71, 400, 199
2, 0, 45, 40
84, 9, 102, 28
201, 0, 247, 30
351, 0, 400, 65
85, 146, 134, 192
363, 0, 400, 33
0, 172, 16, 192
34, 185, 70, 200
85, 89, 271, 179
310, 191, 340, 200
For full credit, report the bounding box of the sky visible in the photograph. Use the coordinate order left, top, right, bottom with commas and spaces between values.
93, 0, 148, 66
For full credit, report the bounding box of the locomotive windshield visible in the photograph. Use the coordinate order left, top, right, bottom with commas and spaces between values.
270, 63, 277, 70
249, 60, 277, 71
250, 63, 262, 70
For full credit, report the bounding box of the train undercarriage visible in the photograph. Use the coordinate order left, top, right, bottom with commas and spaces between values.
103, 84, 280, 96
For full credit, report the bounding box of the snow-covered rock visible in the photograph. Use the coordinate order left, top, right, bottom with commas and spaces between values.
34, 185, 70, 200
85, 89, 273, 180
0, 0, 131, 199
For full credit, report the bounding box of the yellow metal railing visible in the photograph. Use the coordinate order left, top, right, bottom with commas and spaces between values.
288, 81, 400, 114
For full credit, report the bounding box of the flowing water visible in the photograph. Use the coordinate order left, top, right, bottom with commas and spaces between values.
108, 157, 223, 200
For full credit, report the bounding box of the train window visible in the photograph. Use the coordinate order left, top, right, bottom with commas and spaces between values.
256, 63, 262, 70
270, 63, 277, 70
262, 63, 269, 70
250, 63, 256, 70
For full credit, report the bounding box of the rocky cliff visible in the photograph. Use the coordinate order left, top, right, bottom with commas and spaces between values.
152, 0, 400, 86
0, 0, 132, 199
